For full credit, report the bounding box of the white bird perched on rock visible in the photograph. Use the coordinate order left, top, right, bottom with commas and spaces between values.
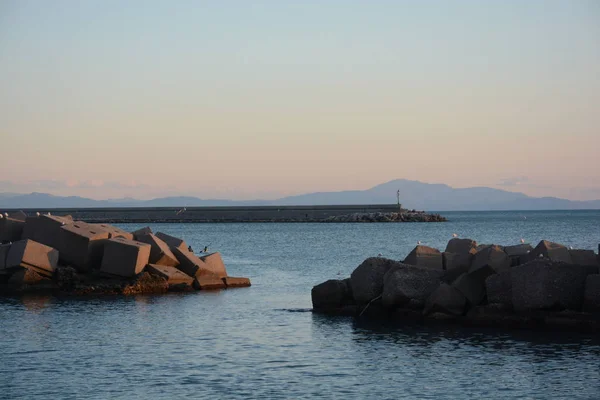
3, 212, 7, 217
417, 241, 421, 245
520, 238, 525, 244
36, 212, 40, 216
377, 253, 383, 257
47, 212, 51, 216
0, 214, 3, 219
452, 233, 458, 238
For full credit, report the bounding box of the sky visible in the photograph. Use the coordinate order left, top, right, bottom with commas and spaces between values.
1, 0, 599, 201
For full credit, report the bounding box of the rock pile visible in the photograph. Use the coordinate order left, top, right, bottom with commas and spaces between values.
0, 211, 250, 295
312, 238, 600, 332
324, 211, 446, 223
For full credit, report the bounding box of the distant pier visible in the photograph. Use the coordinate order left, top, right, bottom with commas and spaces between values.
0, 204, 444, 223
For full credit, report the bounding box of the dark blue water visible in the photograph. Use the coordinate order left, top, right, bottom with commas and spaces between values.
1, 210, 600, 399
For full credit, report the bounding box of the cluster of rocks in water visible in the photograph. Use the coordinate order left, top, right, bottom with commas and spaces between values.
324, 211, 446, 223
312, 238, 600, 332
0, 211, 250, 295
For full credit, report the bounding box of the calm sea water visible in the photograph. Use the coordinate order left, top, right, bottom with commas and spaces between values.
1, 210, 600, 399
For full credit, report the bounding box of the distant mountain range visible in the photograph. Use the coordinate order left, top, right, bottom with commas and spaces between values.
0, 179, 599, 211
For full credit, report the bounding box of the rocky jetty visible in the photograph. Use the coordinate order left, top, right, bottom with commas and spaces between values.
312, 238, 600, 332
324, 211, 446, 223
0, 211, 250, 295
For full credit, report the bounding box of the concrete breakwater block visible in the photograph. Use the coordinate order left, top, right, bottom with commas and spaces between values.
222, 276, 251, 288
0, 243, 11, 270
100, 237, 151, 277
445, 238, 477, 255
145, 264, 193, 288
199, 252, 228, 278
6, 239, 58, 277
469, 245, 510, 282
131, 226, 152, 240
528, 240, 572, 264
403, 245, 443, 270
135, 233, 179, 267
171, 247, 221, 277
90, 224, 133, 240
155, 232, 188, 252
59, 222, 110, 272
8, 267, 49, 285
0, 216, 25, 243
193, 275, 226, 290
382, 264, 442, 308
22, 214, 73, 250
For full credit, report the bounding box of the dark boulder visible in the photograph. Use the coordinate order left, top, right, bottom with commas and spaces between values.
403, 245, 443, 270
485, 270, 512, 307
350, 257, 401, 305
381, 264, 443, 308
511, 259, 588, 311
569, 249, 599, 267
528, 240, 572, 264
583, 274, 600, 312
504, 244, 533, 266
423, 282, 467, 316
469, 245, 510, 282
312, 279, 354, 310
444, 238, 477, 255
452, 272, 485, 306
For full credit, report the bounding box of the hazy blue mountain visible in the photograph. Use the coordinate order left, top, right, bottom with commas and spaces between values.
0, 179, 599, 210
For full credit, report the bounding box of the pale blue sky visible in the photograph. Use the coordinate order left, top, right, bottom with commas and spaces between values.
1, 1, 599, 200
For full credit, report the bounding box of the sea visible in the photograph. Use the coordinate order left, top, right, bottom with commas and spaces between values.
1, 210, 600, 399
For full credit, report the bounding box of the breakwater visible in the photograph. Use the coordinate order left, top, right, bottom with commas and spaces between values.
1, 205, 445, 223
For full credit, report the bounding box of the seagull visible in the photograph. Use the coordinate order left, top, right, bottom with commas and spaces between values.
377, 253, 383, 257
452, 233, 458, 238
36, 212, 40, 216
3, 212, 7, 217
417, 241, 421, 245
0, 214, 3, 219
520, 238, 525, 244
47, 212, 51, 216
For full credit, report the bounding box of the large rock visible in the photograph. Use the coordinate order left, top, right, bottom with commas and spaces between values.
145, 264, 193, 288
8, 210, 27, 222
0, 216, 25, 243
350, 257, 401, 305
485, 270, 512, 307
445, 238, 477, 255
569, 249, 599, 267
403, 245, 443, 270
99, 237, 151, 277
21, 214, 73, 249
131, 226, 153, 240
469, 245, 510, 282
172, 247, 211, 277
583, 275, 600, 311
423, 283, 467, 316
90, 224, 134, 240
5, 239, 58, 277
442, 252, 472, 271
135, 233, 179, 267
155, 232, 188, 252
59, 222, 110, 272
452, 273, 485, 306
193, 275, 226, 290
511, 259, 588, 311
381, 264, 443, 308
504, 244, 533, 266
528, 240, 572, 264
199, 252, 227, 278
223, 277, 251, 288
312, 279, 354, 310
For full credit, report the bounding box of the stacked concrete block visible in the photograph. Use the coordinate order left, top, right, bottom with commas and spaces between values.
22, 214, 73, 249
172, 247, 207, 277
193, 275, 226, 290
131, 226, 153, 240
403, 245, 443, 270
100, 237, 151, 277
0, 243, 11, 273
0, 215, 26, 243
59, 222, 110, 272
90, 224, 134, 240
155, 232, 189, 252
528, 240, 572, 264
469, 245, 510, 282
504, 244, 533, 266
5, 239, 59, 278
135, 233, 179, 267
222, 277, 251, 288
145, 264, 193, 288
199, 252, 228, 278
